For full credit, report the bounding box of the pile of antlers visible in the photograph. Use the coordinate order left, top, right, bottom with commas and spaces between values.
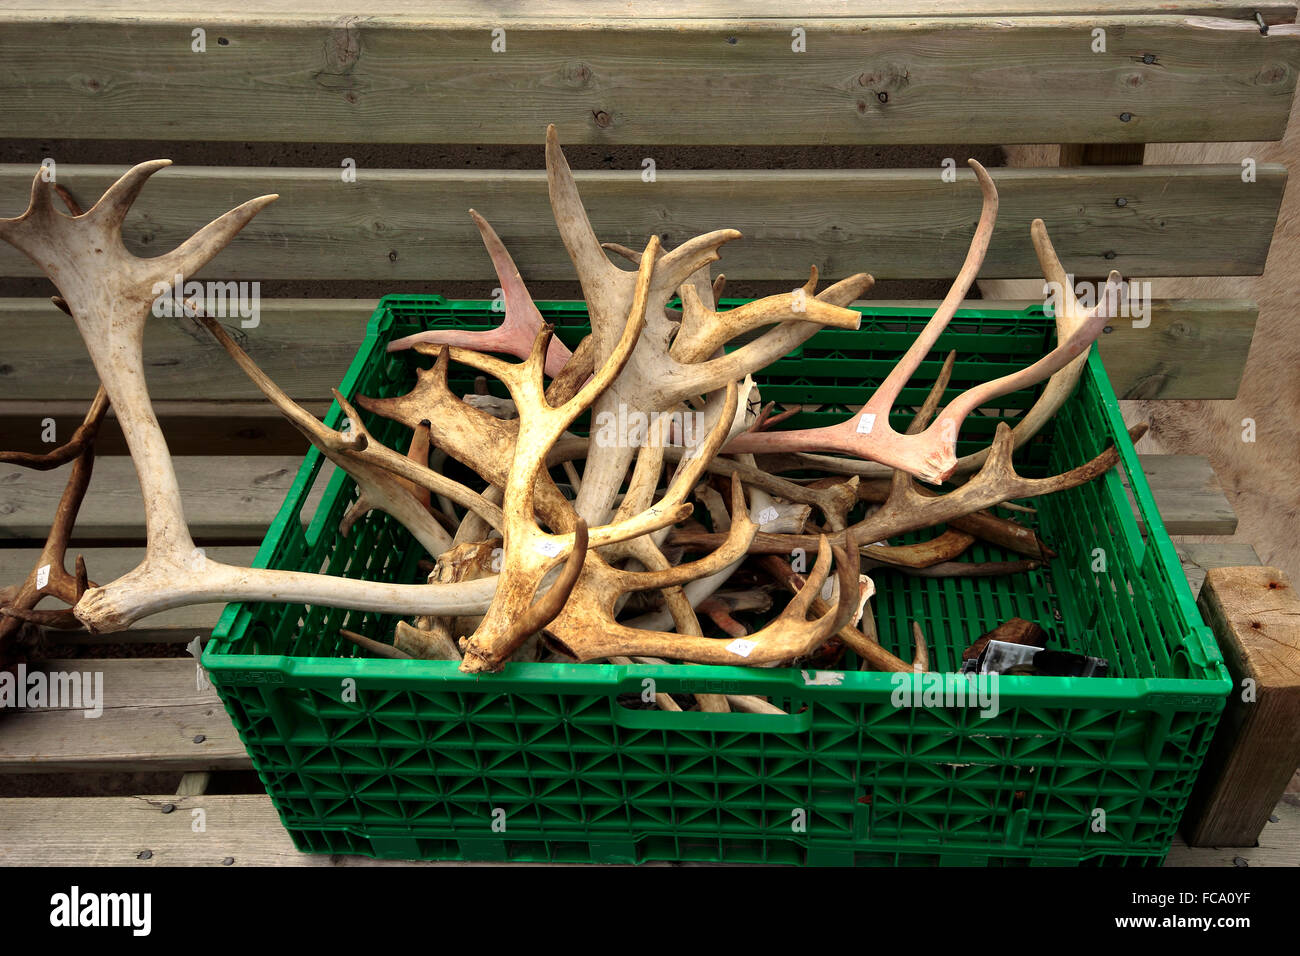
0, 127, 1138, 697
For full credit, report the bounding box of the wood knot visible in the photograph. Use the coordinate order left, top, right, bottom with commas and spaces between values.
1256, 64, 1288, 86
592, 109, 613, 128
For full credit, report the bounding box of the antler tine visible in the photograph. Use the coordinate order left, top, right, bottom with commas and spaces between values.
546, 123, 621, 302
816, 272, 875, 306
84, 159, 173, 231
0, 382, 110, 654
946, 218, 1120, 476
927, 269, 1121, 446
873, 159, 998, 412
200, 307, 490, 548
724, 165, 1117, 485
599, 223, 741, 300
387, 209, 574, 377
514, 518, 589, 640
673, 277, 864, 363
656, 227, 743, 295
152, 193, 278, 283
0, 166, 61, 242
781, 536, 835, 619
572, 233, 657, 407
0, 386, 109, 470
618, 475, 758, 592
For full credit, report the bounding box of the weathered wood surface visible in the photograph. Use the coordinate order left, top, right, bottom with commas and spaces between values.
0, 659, 248, 773
1168, 797, 1300, 866
0, 297, 1257, 413
1125, 455, 1237, 535
1183, 567, 1300, 846
0, 11, 1296, 144
0, 546, 258, 641
0, 165, 1286, 281
1, 2, 1292, 20
0, 456, 331, 541
0, 401, 326, 457
0, 791, 1292, 866
1176, 541, 1262, 598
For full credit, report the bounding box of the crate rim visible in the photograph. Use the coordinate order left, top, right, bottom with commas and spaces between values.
204, 295, 1231, 712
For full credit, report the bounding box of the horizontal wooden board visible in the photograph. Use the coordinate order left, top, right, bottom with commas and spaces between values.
0, 659, 249, 773
0, 791, 1292, 865
0, 401, 323, 457
0, 455, 332, 542
0, 297, 1256, 413
0, 546, 258, 641
0, 451, 1234, 543
1175, 540, 1262, 598
0, 13, 1296, 144
0, 792, 560, 866
0, 165, 1286, 281
1, 2, 1292, 22
1126, 454, 1237, 535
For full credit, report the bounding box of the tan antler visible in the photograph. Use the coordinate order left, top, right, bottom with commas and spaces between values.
724, 162, 1122, 485
545, 527, 860, 667
544, 124, 870, 526
454, 236, 659, 670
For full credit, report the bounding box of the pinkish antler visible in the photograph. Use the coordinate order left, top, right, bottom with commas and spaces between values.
387, 209, 574, 377
724, 161, 1121, 485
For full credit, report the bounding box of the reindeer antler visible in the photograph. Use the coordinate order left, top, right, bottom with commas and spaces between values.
387, 209, 574, 376
0, 163, 505, 632
0, 387, 109, 657
724, 162, 1122, 485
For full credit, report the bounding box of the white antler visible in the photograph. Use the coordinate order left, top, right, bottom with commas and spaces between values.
0, 163, 499, 632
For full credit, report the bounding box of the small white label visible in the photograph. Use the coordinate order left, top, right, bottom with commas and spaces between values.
801, 669, 844, 686
726, 638, 758, 658
756, 506, 779, 526
35, 564, 50, 590
536, 539, 564, 558
856, 413, 876, 435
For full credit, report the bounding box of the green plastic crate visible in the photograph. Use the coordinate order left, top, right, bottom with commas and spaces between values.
203, 295, 1231, 866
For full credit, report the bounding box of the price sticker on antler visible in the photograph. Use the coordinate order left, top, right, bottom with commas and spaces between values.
725, 637, 757, 658
756, 506, 779, 526
856, 413, 876, 435
35, 564, 50, 590
536, 539, 564, 558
